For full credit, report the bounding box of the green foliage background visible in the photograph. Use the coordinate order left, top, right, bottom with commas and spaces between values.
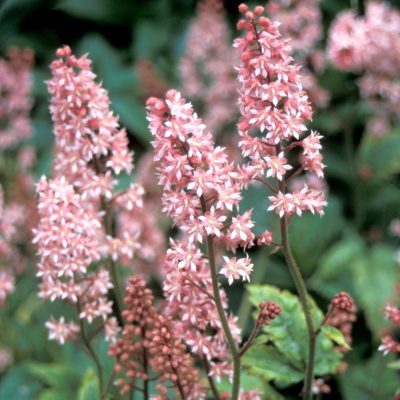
1, 0, 400, 398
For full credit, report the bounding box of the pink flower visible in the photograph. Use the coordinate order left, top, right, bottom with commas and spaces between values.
0, 272, 14, 306
225, 210, 255, 251
104, 317, 120, 343
257, 230, 273, 246
220, 256, 253, 285
0, 47, 34, 149
268, 191, 303, 218
198, 207, 226, 237
378, 335, 400, 355
268, 187, 326, 218
45, 317, 79, 345
385, 305, 400, 324
265, 152, 292, 181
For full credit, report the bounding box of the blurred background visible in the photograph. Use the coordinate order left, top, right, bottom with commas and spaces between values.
0, 0, 400, 398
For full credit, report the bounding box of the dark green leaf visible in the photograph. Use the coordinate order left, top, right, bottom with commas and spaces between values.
340, 353, 399, 400
28, 362, 80, 389
357, 130, 400, 183
0, 364, 42, 399
289, 197, 344, 274
353, 244, 399, 337
310, 232, 364, 298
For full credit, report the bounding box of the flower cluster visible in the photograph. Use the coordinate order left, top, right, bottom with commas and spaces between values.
147, 89, 250, 382
34, 46, 150, 343
257, 301, 282, 326
328, 2, 400, 136
326, 292, 356, 353
149, 315, 205, 399
179, 0, 238, 135
48, 45, 133, 189
147, 89, 254, 280
0, 47, 33, 149
235, 5, 327, 217
0, 48, 36, 308
33, 177, 116, 340
0, 184, 30, 306
45, 316, 80, 345
379, 303, 400, 356
331, 292, 354, 311
109, 276, 155, 396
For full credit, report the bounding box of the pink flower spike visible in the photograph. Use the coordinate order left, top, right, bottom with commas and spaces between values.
219, 256, 253, 285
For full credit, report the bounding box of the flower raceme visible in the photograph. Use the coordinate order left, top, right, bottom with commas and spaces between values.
147, 90, 248, 383
0, 47, 34, 149
235, 4, 327, 217
34, 46, 149, 344
146, 89, 254, 285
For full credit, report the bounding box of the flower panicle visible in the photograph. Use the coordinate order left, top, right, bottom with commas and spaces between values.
234, 4, 327, 218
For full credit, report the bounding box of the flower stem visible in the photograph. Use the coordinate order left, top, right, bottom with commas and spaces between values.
239, 321, 261, 357
201, 198, 241, 400
280, 215, 316, 400
141, 327, 149, 400
205, 232, 241, 400
101, 197, 124, 323
77, 303, 104, 398
203, 357, 221, 400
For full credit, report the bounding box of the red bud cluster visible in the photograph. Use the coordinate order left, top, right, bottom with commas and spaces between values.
331, 292, 353, 311
258, 301, 281, 326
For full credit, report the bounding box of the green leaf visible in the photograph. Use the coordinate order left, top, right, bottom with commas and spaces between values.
387, 359, 400, 370
247, 285, 342, 379
353, 244, 399, 337
310, 232, 364, 298
216, 368, 284, 399
56, 0, 138, 24
240, 184, 280, 236
0, 364, 41, 399
340, 353, 399, 400
242, 343, 303, 386
37, 389, 75, 400
28, 362, 80, 389
248, 285, 306, 365
133, 19, 170, 58
78, 369, 99, 400
357, 130, 400, 183
321, 325, 351, 350
289, 197, 344, 274
112, 96, 151, 144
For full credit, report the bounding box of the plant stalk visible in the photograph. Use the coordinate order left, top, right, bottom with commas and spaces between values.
77, 303, 105, 398
205, 233, 241, 400
280, 215, 316, 400
200, 197, 241, 400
